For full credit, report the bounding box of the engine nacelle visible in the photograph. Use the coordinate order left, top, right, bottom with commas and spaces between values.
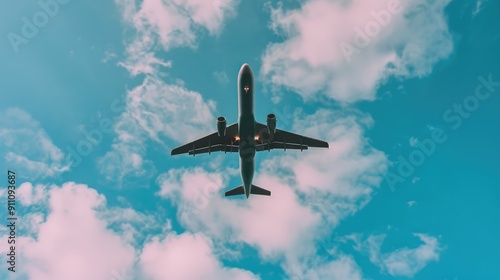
217, 116, 227, 137
266, 113, 276, 134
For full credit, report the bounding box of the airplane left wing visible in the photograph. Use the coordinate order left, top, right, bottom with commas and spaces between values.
254, 122, 328, 151
171, 123, 239, 156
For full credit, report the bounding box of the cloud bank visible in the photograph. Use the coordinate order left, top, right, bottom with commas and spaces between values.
261, 0, 454, 103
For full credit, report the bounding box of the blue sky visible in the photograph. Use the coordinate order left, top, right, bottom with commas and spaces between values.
0, 0, 499, 279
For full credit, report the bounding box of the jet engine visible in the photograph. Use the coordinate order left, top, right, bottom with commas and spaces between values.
266, 113, 276, 134
217, 116, 227, 137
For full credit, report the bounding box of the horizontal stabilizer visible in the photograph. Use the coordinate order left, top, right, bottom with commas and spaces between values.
250, 185, 271, 196
225, 185, 245, 197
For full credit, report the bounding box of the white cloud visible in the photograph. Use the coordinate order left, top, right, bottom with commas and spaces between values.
101, 0, 240, 183
19, 213, 46, 237
17, 182, 47, 206
302, 255, 364, 280
98, 76, 218, 183
161, 169, 322, 257
7, 182, 136, 280
1, 181, 256, 280
0, 108, 70, 180
285, 252, 365, 280
115, 0, 239, 76
384, 234, 442, 277
261, 0, 454, 103
349, 233, 442, 277
156, 108, 387, 278
156, 167, 223, 204
140, 232, 259, 280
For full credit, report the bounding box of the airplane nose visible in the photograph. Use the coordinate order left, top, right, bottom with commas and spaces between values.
240, 63, 252, 75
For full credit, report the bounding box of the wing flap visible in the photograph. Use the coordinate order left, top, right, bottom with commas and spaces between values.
255, 142, 308, 151
171, 122, 238, 156
188, 144, 239, 155
255, 122, 328, 151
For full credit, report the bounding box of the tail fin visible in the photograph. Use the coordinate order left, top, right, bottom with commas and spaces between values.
250, 185, 271, 196
225, 185, 245, 197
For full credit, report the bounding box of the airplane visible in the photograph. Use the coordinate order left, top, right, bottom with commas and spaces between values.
171, 63, 329, 198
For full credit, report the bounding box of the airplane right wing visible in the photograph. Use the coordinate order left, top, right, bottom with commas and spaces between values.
254, 122, 328, 152
171, 123, 239, 156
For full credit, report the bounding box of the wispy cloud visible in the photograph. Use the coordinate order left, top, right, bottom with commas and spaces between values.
347, 233, 442, 277
114, 0, 239, 76
98, 76, 218, 184
0, 108, 70, 181
213, 70, 230, 84
472, 0, 483, 18
289, 255, 364, 280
